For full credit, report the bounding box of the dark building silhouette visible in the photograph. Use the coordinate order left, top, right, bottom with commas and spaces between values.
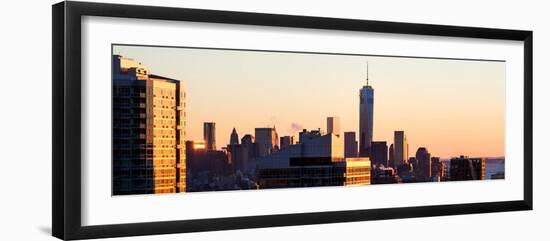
226, 143, 241, 170
344, 132, 358, 158
408, 157, 418, 171
203, 122, 216, 151
396, 162, 416, 183
112, 55, 186, 195
299, 128, 321, 143
230, 127, 239, 145
242, 134, 254, 144
240, 134, 259, 173
185, 140, 232, 192
415, 147, 431, 181
279, 136, 294, 150
431, 157, 442, 178
326, 117, 340, 137
450, 156, 486, 181
371, 165, 401, 184
441, 161, 448, 179
359, 83, 374, 157
185, 141, 232, 174
185, 140, 206, 173
388, 144, 394, 168
227, 128, 239, 168
370, 141, 388, 167
255, 127, 279, 157
227, 133, 260, 174
393, 131, 408, 167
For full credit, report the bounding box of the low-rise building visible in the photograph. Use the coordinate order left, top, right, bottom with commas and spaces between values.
257, 132, 370, 189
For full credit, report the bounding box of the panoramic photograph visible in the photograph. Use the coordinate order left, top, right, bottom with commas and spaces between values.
111, 44, 505, 196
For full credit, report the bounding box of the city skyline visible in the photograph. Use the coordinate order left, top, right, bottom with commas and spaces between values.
113, 45, 505, 159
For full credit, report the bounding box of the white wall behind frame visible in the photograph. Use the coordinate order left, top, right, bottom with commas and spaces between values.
0, 1, 547, 241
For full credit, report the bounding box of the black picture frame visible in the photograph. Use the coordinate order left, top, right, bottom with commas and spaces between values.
52, 1, 533, 240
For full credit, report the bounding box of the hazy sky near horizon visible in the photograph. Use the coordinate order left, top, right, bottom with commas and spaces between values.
113, 45, 505, 159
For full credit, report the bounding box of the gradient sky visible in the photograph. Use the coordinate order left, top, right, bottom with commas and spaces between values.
113, 45, 505, 159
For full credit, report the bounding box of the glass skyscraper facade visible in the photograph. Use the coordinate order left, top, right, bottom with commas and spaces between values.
359, 84, 374, 157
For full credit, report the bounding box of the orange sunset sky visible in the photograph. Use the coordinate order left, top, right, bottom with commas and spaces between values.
114, 45, 505, 159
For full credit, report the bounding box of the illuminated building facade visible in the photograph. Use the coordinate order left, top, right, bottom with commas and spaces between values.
257, 133, 370, 189
112, 55, 186, 195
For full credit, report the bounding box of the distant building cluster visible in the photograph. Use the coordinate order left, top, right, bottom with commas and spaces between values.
256, 128, 370, 188
112, 55, 503, 195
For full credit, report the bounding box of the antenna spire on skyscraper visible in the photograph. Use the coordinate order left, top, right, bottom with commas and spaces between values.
359, 60, 374, 157
366, 61, 369, 86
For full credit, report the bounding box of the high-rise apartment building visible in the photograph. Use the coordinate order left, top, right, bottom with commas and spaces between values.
112, 55, 186, 195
